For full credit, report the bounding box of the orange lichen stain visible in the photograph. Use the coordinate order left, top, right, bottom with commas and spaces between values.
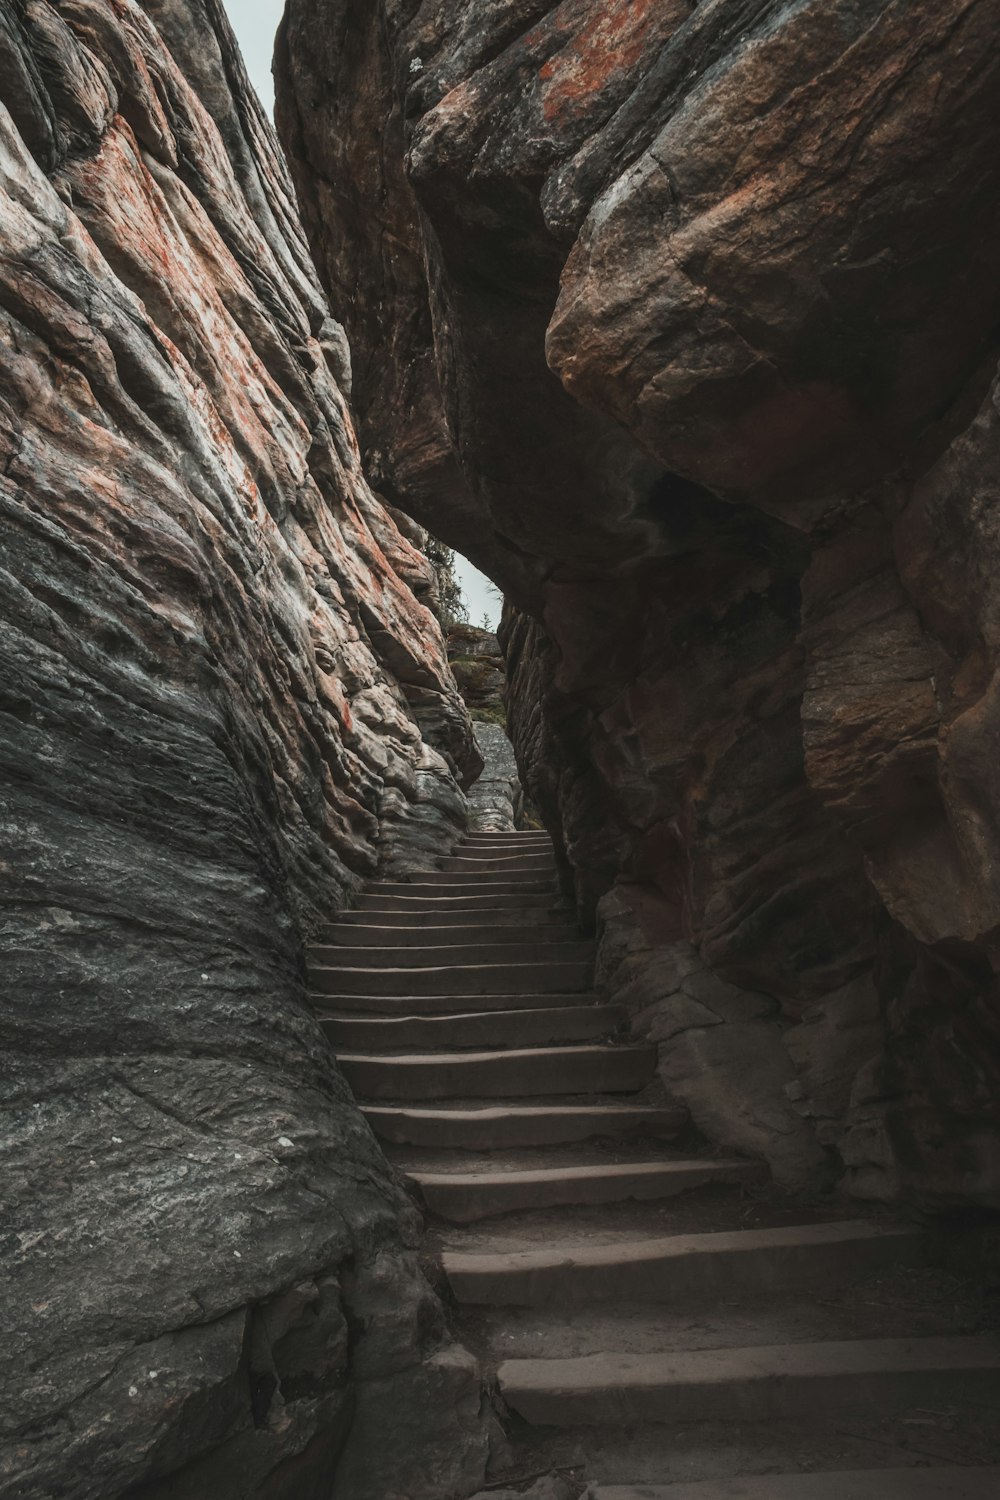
539, 0, 660, 122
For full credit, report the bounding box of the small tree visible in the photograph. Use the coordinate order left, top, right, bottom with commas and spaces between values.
423, 535, 468, 626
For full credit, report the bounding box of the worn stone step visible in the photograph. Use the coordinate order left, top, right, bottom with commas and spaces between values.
336, 1042, 657, 1100
355, 892, 560, 913
310, 959, 593, 997
321, 1004, 624, 1052
446, 844, 555, 858
459, 832, 552, 843
442, 854, 556, 874
348, 905, 566, 928
468, 1260, 996, 1365
362, 1102, 686, 1150
314, 991, 600, 1016
309, 939, 592, 971
455, 848, 553, 860
410, 1158, 764, 1223
442, 1221, 925, 1307
366, 877, 557, 896
498, 1335, 1000, 1426
458, 831, 552, 842
585, 1472, 1000, 1499
316, 922, 580, 946
454, 842, 553, 857
372, 871, 557, 889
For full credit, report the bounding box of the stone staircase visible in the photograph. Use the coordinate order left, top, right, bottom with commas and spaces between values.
309, 831, 1000, 1499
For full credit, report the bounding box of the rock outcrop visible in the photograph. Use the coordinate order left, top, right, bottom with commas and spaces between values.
278, 0, 1000, 1208
447, 625, 524, 831
464, 723, 521, 833
447, 625, 504, 723
0, 1, 485, 1496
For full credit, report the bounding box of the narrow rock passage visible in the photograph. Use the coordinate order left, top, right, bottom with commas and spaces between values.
310, 833, 1000, 1498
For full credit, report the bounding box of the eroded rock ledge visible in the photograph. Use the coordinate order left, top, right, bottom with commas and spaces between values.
278, 0, 1000, 1208
1, 1, 485, 1495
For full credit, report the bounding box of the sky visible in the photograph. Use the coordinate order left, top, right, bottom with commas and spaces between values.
225, 0, 282, 114
222, 2, 501, 630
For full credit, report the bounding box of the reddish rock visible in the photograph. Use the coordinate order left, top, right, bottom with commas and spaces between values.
0, 1, 485, 1496
279, 0, 1000, 1209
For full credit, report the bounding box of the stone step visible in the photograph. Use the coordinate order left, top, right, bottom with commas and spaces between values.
366, 877, 557, 896
310, 959, 593, 997
458, 830, 552, 840
459, 833, 552, 844
410, 1158, 764, 1223
314, 991, 601, 1016
585, 1472, 1000, 1499
355, 892, 560, 912
498, 1335, 1000, 1426
446, 844, 555, 858
442, 854, 556, 874
442, 1220, 925, 1306
309, 939, 593, 970
453, 842, 553, 857
455, 847, 553, 859
321, 1004, 625, 1052
336, 1042, 657, 1100
362, 1102, 687, 1150
316, 922, 580, 946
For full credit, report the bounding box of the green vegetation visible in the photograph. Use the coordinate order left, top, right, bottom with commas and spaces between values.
424, 535, 468, 626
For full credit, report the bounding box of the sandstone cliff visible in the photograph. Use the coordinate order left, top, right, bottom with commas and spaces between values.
278, 0, 1000, 1208
0, 1, 486, 1495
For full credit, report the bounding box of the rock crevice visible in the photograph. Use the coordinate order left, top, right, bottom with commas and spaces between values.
1, 1, 485, 1495
279, 0, 1000, 1211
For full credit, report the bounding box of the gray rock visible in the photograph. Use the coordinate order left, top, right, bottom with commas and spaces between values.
468, 1475, 579, 1500
332, 1343, 493, 1500
680, 971, 776, 1023
466, 721, 524, 832
0, 1, 485, 1495
784, 977, 884, 1134
637, 994, 722, 1043
658, 1023, 830, 1193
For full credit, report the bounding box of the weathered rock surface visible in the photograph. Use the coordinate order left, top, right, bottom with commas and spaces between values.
279, 0, 1000, 1209
446, 626, 524, 831
466, 722, 523, 833
0, 1, 485, 1496
469, 1478, 577, 1500
447, 624, 505, 724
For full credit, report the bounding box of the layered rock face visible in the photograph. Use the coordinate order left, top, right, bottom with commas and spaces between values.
447, 624, 505, 725
0, 2, 485, 1495
278, 0, 1000, 1206
447, 624, 524, 830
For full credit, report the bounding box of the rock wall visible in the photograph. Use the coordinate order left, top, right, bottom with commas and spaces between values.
278, 0, 1000, 1209
448, 624, 523, 831
0, 1, 486, 1496
445, 625, 519, 830
464, 721, 521, 833
447, 625, 504, 722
